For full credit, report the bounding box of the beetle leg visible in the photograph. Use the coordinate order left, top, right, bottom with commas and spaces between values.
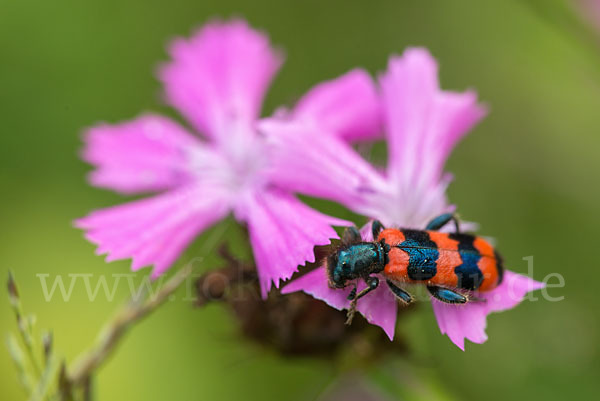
372, 220, 385, 239
427, 285, 468, 304
386, 280, 413, 304
467, 294, 487, 303
345, 276, 380, 325
346, 285, 357, 301
342, 226, 362, 245
357, 276, 379, 300
425, 213, 460, 233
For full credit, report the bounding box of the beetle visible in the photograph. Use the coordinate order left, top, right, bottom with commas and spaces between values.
326, 213, 504, 324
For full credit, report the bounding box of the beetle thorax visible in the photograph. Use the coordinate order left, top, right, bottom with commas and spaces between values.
327, 243, 385, 288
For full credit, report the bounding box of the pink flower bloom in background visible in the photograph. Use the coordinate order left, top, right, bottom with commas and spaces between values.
272, 48, 545, 349
76, 19, 382, 296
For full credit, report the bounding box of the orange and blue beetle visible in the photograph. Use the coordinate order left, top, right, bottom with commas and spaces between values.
326, 213, 504, 323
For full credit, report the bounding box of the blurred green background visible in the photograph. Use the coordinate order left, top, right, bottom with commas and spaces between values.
1, 0, 599, 400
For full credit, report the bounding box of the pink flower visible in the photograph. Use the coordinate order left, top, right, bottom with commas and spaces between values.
76, 19, 381, 297
272, 48, 545, 349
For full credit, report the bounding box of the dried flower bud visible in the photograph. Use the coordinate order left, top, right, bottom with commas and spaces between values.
195, 243, 409, 359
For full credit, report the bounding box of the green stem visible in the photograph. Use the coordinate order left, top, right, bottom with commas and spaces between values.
67, 264, 192, 386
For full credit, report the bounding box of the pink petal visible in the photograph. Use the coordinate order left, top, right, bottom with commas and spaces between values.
282, 267, 351, 310
355, 277, 398, 340
379, 48, 487, 188
160, 19, 283, 141
293, 69, 382, 142
75, 185, 231, 277
359, 221, 374, 241
240, 189, 351, 298
282, 267, 398, 340
82, 114, 201, 194
431, 270, 545, 350
483, 270, 546, 312
431, 300, 488, 351
260, 118, 386, 211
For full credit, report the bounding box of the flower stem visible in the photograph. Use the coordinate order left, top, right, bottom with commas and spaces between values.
67, 264, 192, 386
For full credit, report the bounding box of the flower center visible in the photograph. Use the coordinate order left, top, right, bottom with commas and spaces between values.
187, 126, 268, 200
